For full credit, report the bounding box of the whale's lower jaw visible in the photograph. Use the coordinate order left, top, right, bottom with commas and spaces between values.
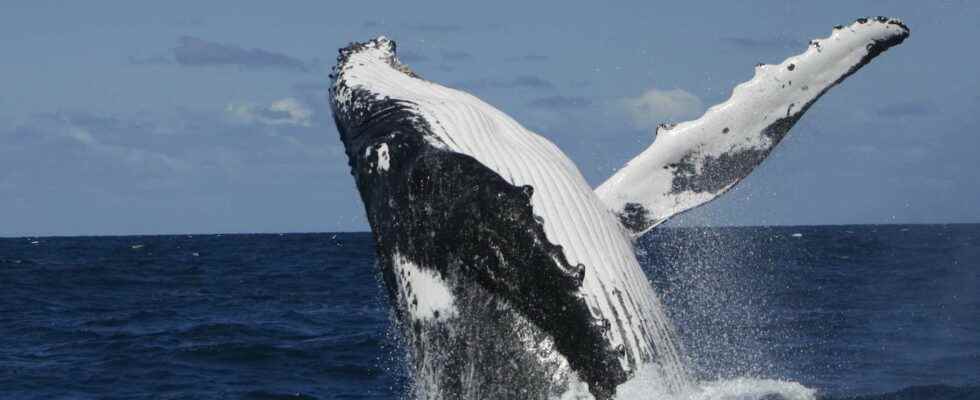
333, 91, 628, 398
391, 256, 583, 399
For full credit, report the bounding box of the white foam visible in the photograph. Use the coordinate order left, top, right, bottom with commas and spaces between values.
616, 365, 816, 400
688, 378, 816, 400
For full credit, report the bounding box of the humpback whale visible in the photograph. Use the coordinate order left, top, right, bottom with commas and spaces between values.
329, 17, 908, 399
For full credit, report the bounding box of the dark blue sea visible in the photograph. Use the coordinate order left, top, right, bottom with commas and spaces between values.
1, 224, 977, 399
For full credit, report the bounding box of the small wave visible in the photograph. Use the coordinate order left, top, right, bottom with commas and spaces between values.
79, 309, 178, 329
0, 258, 36, 265
177, 322, 265, 340
174, 321, 320, 343
176, 342, 312, 364
242, 390, 318, 400
317, 363, 383, 379
80, 317, 129, 328
298, 332, 383, 353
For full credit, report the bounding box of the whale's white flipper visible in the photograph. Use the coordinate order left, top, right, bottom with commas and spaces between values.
596, 17, 909, 235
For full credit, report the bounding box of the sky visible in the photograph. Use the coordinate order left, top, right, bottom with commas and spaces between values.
1, 1, 977, 236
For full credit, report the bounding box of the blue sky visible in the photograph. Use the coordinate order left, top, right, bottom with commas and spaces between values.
1, 1, 977, 236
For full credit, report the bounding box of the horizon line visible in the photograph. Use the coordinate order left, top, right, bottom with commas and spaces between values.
3, 221, 979, 240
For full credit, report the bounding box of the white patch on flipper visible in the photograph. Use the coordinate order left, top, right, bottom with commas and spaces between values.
394, 253, 456, 321
377, 143, 390, 172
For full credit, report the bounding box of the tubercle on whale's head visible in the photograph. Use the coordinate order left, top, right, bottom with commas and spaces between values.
330, 36, 420, 79
328, 36, 441, 177
329, 36, 421, 97
328, 37, 430, 155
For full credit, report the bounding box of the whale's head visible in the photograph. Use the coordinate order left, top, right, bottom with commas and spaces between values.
328, 37, 426, 157
327, 36, 454, 244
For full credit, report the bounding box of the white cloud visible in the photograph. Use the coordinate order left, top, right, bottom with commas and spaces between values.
622, 88, 703, 129
67, 126, 98, 145
63, 125, 190, 173
226, 97, 313, 127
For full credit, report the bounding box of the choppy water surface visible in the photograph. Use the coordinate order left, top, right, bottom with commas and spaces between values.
1, 225, 977, 399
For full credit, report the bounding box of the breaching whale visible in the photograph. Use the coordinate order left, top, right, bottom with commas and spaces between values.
329, 17, 908, 399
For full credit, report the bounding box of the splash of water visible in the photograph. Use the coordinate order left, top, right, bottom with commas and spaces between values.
617, 365, 816, 400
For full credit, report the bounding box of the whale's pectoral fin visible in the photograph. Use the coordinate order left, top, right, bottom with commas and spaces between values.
596, 17, 909, 236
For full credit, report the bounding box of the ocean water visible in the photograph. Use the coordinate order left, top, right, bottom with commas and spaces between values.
1, 225, 977, 399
